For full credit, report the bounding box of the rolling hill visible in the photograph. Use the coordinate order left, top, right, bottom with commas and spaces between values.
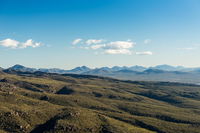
0, 70, 200, 132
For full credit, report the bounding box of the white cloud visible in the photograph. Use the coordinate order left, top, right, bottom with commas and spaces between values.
144, 39, 152, 44
0, 38, 41, 49
178, 47, 196, 50
101, 40, 135, 55
90, 44, 105, 50
105, 49, 132, 55
136, 51, 153, 55
21, 39, 41, 48
0, 38, 19, 48
105, 41, 134, 49
86, 39, 103, 45
86, 40, 135, 54
72, 38, 82, 45
79, 46, 90, 50
72, 38, 144, 55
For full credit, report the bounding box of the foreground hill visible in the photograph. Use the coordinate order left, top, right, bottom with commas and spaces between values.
0, 71, 200, 133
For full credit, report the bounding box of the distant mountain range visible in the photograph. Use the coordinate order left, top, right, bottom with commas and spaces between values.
2, 64, 200, 84
3, 64, 200, 73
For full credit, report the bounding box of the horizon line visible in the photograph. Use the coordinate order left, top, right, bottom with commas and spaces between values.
1, 64, 200, 70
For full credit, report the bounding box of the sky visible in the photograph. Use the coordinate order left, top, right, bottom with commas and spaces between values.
0, 0, 200, 69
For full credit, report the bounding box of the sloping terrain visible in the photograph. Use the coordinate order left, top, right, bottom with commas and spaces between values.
0, 71, 200, 133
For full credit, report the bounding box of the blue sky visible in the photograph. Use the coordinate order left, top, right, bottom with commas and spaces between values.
0, 0, 200, 69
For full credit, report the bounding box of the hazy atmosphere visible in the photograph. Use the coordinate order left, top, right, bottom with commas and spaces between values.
1, 0, 200, 69
1, 1, 200, 133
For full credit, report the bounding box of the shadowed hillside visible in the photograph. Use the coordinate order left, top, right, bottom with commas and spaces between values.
0, 71, 200, 133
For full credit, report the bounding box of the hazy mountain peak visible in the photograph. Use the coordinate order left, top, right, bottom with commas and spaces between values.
67, 66, 91, 74
72, 66, 90, 70
143, 68, 165, 73
80, 65, 90, 69
10, 64, 26, 69
129, 65, 147, 72
150, 64, 183, 71
9, 64, 36, 72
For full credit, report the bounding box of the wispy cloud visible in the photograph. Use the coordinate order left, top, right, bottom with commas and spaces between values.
0, 38, 41, 49
0, 38, 19, 48
144, 39, 152, 44
102, 40, 134, 55
72, 38, 82, 45
85, 39, 104, 45
178, 47, 196, 50
89, 40, 135, 55
105, 49, 132, 55
105, 41, 134, 49
90, 44, 105, 50
72, 38, 153, 55
136, 51, 153, 55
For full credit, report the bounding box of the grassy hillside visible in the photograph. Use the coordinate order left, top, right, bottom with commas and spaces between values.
0, 71, 200, 133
